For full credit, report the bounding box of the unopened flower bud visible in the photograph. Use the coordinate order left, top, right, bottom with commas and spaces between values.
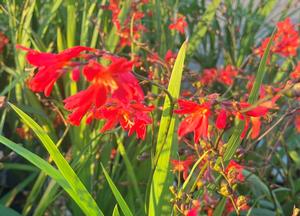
219, 181, 230, 197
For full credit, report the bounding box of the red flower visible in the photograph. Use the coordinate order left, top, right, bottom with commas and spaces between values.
290, 61, 300, 80
200, 68, 217, 85
186, 200, 200, 216
171, 155, 194, 180
216, 109, 227, 129
225, 160, 245, 183
295, 114, 300, 133
95, 100, 154, 140
255, 18, 300, 58
217, 65, 238, 86
64, 55, 144, 125
17, 45, 93, 96
0, 32, 9, 53
200, 65, 238, 86
249, 117, 261, 139
164, 50, 177, 65
169, 15, 188, 34
175, 99, 211, 143
235, 101, 274, 139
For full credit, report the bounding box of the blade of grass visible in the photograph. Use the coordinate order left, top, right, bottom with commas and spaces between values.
148, 40, 187, 216
213, 197, 227, 216
187, 0, 221, 57
0, 163, 38, 172
0, 135, 101, 215
101, 164, 134, 216
38, 0, 63, 38
112, 205, 120, 216
0, 173, 37, 206
115, 134, 144, 212
80, 1, 96, 46
33, 180, 61, 216
223, 29, 276, 161
8, 103, 103, 216
90, 0, 106, 48
66, 0, 76, 48
22, 173, 48, 216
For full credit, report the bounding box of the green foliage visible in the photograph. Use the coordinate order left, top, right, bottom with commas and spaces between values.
148, 40, 187, 216
8, 104, 103, 216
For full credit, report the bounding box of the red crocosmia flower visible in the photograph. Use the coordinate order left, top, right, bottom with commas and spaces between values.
225, 160, 245, 183
64, 55, 144, 125
217, 65, 238, 86
236, 102, 271, 139
71, 66, 81, 82
295, 114, 300, 133
95, 100, 154, 140
216, 109, 227, 129
118, 23, 147, 47
171, 155, 194, 180
175, 99, 211, 143
200, 68, 218, 85
106, 0, 121, 30
164, 50, 177, 65
0, 32, 9, 53
17, 45, 93, 96
250, 117, 261, 139
169, 15, 188, 34
186, 200, 200, 216
186, 207, 198, 216
255, 17, 300, 58
290, 61, 300, 80
147, 52, 160, 63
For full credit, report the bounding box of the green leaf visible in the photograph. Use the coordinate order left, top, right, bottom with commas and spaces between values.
0, 135, 88, 215
80, 1, 97, 46
213, 197, 226, 216
248, 30, 276, 104
148, 40, 187, 216
187, 0, 221, 56
66, 0, 76, 48
223, 29, 276, 161
101, 164, 134, 216
38, 0, 63, 38
8, 103, 103, 216
247, 208, 276, 216
243, 170, 271, 199
90, 0, 106, 48
33, 180, 60, 216
0, 205, 22, 216
112, 205, 120, 216
289, 150, 300, 168
115, 135, 144, 211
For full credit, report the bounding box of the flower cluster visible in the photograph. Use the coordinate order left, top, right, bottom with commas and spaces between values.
174, 96, 275, 143
199, 65, 239, 86
169, 15, 188, 35
255, 18, 300, 57
105, 0, 148, 48
18, 46, 153, 139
